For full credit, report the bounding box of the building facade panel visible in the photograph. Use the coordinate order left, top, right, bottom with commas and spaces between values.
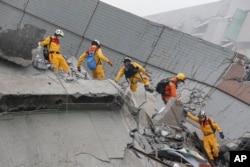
84, 2, 164, 63
0, 3, 24, 30
25, 0, 98, 35
1, 0, 28, 10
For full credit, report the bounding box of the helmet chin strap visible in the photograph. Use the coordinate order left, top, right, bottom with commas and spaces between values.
200, 116, 206, 122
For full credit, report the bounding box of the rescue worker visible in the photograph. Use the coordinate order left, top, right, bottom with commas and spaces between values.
39, 29, 71, 76
183, 109, 225, 164
77, 39, 113, 79
161, 73, 186, 104
114, 57, 154, 93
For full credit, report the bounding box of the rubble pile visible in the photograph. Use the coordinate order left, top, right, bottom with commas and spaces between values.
125, 95, 213, 167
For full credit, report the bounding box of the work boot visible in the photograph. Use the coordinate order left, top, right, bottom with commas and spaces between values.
65, 70, 74, 81
144, 85, 154, 93
47, 64, 53, 70
213, 157, 220, 166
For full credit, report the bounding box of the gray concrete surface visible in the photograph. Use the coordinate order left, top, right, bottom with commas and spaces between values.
0, 57, 133, 166
0, 57, 119, 112
0, 110, 131, 167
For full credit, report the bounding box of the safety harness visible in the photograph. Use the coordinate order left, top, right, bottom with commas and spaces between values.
200, 118, 216, 136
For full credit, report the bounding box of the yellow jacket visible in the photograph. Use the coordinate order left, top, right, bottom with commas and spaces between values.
40, 36, 60, 52
115, 62, 147, 83
77, 45, 110, 68
187, 112, 222, 136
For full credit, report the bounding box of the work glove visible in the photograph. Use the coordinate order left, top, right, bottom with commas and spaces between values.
219, 132, 224, 139
108, 61, 113, 67
37, 42, 41, 49
77, 66, 81, 72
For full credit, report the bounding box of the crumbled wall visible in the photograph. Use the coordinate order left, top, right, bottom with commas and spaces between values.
0, 24, 45, 66
181, 88, 207, 115
217, 55, 250, 105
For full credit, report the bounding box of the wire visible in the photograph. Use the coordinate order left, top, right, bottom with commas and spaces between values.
74, 152, 110, 163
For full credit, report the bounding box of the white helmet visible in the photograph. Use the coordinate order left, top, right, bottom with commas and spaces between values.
198, 110, 206, 121
124, 57, 131, 63
55, 29, 64, 37
92, 39, 100, 46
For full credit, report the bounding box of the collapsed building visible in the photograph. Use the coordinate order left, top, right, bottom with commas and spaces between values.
0, 0, 249, 166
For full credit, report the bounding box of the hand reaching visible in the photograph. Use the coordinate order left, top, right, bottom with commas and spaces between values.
219, 132, 225, 139
108, 61, 113, 67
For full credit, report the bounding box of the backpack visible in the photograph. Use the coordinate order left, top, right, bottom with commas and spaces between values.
86, 46, 98, 70
43, 36, 52, 61
156, 78, 171, 94
86, 53, 97, 70
124, 62, 138, 78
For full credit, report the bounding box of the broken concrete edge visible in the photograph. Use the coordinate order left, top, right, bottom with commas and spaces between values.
0, 79, 134, 114
0, 51, 32, 66
108, 79, 152, 164
0, 24, 46, 66
0, 92, 119, 113
108, 79, 137, 109
0, 77, 124, 113
111, 84, 165, 162
108, 80, 149, 136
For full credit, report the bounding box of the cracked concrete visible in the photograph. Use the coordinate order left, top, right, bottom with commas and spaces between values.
0, 24, 45, 66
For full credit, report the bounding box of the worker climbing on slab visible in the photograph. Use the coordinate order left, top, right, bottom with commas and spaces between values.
38, 29, 73, 80
156, 73, 186, 105
183, 109, 225, 165
77, 39, 113, 79
114, 57, 154, 93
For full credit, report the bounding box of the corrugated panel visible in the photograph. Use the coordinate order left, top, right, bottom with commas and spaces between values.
25, 0, 98, 35
21, 14, 83, 57
148, 28, 234, 86
0, 3, 24, 30
84, 2, 164, 62
206, 90, 250, 140
2, 0, 235, 87
1, 0, 28, 10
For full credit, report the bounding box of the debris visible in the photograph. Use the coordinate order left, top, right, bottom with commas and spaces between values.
32, 54, 51, 70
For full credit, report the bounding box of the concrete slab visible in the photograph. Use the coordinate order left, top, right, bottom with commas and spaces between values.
0, 59, 120, 112
0, 110, 131, 167
0, 57, 134, 166
0, 59, 118, 95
